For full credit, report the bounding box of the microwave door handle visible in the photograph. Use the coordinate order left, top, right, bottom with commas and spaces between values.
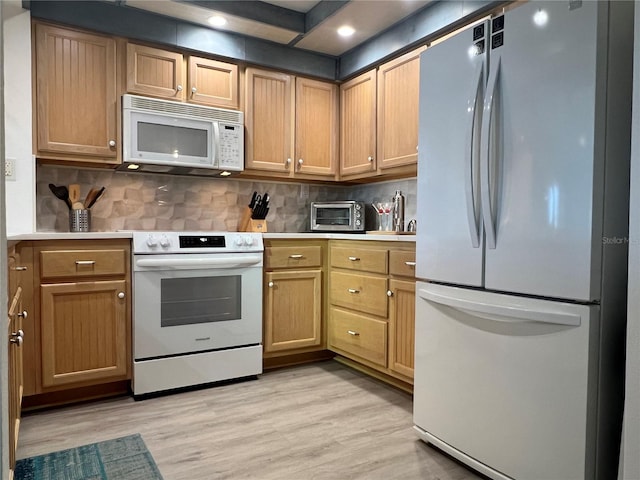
212, 122, 220, 168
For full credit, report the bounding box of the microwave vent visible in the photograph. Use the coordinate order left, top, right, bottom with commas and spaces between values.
125, 94, 243, 124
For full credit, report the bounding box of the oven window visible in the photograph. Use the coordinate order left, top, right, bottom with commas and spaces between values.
160, 276, 241, 327
316, 208, 350, 225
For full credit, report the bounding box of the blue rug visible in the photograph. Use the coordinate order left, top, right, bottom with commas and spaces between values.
15, 433, 163, 480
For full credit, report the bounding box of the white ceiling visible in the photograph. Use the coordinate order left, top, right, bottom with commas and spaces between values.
125, 0, 432, 56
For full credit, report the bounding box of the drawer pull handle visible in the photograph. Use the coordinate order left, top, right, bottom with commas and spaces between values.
289, 254, 304, 259
347, 330, 360, 336
387, 290, 393, 297
348, 256, 360, 261
75, 260, 96, 266
404, 261, 416, 267
348, 288, 360, 294
13, 266, 27, 271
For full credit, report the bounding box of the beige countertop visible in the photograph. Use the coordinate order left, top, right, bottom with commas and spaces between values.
8, 231, 416, 242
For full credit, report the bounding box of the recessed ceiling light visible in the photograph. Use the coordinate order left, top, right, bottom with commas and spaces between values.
208, 15, 227, 27
337, 25, 355, 37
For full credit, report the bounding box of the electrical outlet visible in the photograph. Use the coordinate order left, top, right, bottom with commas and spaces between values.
299, 184, 309, 198
5, 158, 15, 181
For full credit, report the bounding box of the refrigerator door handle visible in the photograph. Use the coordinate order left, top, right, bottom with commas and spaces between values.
464, 62, 483, 248
480, 57, 501, 249
417, 288, 581, 327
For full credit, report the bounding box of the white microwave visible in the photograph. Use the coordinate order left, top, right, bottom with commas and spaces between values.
121, 94, 244, 176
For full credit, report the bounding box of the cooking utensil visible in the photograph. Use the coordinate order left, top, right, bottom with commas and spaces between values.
86, 186, 105, 209
48, 183, 71, 209
68, 184, 84, 209
84, 187, 99, 210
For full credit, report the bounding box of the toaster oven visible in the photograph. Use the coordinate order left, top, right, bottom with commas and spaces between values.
310, 201, 365, 232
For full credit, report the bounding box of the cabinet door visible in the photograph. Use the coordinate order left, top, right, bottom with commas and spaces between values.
35, 24, 118, 162
340, 70, 377, 176
245, 68, 294, 173
40, 280, 128, 388
8, 287, 23, 473
126, 43, 184, 100
388, 279, 415, 379
264, 270, 322, 352
189, 56, 238, 109
295, 78, 338, 177
377, 47, 424, 169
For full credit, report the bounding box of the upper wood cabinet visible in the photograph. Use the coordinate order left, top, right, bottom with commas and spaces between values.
377, 47, 425, 169
294, 77, 338, 178
126, 43, 239, 109
188, 56, 238, 108
245, 68, 338, 179
126, 43, 184, 100
34, 23, 119, 164
245, 68, 293, 173
339, 70, 377, 178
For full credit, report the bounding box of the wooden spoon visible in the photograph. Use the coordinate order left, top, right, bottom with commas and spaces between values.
84, 188, 98, 210
68, 184, 84, 210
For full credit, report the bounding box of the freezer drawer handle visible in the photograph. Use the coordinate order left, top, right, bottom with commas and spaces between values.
418, 288, 581, 327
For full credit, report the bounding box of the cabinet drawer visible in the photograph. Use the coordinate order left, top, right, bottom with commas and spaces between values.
330, 271, 387, 317
330, 246, 388, 274
265, 245, 322, 269
389, 250, 416, 277
329, 307, 387, 367
40, 250, 127, 279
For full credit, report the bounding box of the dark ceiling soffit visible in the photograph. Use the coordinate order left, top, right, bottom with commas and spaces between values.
305, 0, 350, 32
26, 0, 337, 80
338, 0, 504, 80
178, 0, 305, 33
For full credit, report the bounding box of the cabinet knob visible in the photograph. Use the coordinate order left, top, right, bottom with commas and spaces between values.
177, 85, 183, 92
109, 140, 116, 147
117, 292, 125, 299
18, 310, 27, 319
285, 158, 291, 169
387, 290, 393, 297
10, 336, 23, 347
192, 87, 197, 94
367, 156, 374, 162
297, 158, 303, 169
347, 330, 360, 336
268, 281, 274, 288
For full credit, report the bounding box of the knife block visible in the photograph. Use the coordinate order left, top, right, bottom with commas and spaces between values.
238, 207, 268, 232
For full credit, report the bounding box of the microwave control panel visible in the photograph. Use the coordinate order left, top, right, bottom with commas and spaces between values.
218, 123, 244, 171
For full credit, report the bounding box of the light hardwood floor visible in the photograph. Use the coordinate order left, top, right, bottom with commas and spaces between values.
17, 361, 482, 480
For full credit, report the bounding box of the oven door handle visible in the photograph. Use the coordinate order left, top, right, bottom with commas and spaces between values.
135, 256, 262, 269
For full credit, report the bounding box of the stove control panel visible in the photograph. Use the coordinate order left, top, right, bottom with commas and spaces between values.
133, 232, 263, 254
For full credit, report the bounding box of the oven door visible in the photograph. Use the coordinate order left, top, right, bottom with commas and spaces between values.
133, 253, 262, 359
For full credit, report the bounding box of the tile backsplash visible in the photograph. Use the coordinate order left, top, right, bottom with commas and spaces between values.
36, 165, 417, 233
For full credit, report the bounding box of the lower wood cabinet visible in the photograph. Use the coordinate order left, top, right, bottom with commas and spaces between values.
263, 240, 327, 362
15, 239, 131, 408
264, 270, 322, 352
40, 279, 128, 387
327, 240, 415, 387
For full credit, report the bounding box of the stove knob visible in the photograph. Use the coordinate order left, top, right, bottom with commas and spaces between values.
234, 236, 245, 247
243, 235, 254, 246
159, 235, 170, 248
146, 234, 158, 247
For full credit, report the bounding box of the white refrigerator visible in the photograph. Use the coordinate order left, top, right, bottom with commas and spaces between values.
413, 2, 633, 479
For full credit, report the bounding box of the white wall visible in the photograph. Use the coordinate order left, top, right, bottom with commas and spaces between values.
3, 3, 34, 235
622, 3, 640, 478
